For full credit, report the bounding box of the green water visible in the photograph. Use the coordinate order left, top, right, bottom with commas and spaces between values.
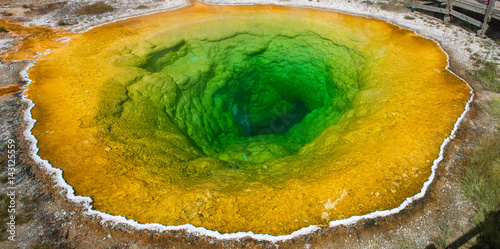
99, 17, 363, 173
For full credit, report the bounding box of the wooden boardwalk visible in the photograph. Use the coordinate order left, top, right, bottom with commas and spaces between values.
408, 0, 498, 36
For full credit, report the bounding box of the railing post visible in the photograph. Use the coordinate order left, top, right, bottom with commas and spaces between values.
407, 0, 414, 10
478, 0, 497, 37
445, 0, 454, 23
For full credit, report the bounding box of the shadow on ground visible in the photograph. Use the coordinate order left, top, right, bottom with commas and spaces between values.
425, 210, 500, 249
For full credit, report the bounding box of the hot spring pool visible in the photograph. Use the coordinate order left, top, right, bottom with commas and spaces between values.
26, 3, 471, 235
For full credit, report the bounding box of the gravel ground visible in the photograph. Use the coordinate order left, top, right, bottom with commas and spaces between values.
0, 0, 499, 248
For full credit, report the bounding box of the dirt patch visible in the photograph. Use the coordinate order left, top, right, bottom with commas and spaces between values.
0, 1, 499, 248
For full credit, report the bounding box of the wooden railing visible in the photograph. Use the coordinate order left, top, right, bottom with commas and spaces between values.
407, 0, 498, 37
